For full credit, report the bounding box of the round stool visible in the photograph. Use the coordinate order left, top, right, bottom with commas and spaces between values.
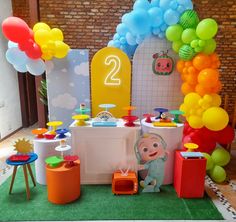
46, 160, 80, 204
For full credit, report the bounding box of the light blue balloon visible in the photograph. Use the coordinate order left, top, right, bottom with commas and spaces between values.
126, 32, 137, 46
160, 0, 170, 9
108, 40, 115, 47
123, 43, 138, 58
120, 37, 127, 44
148, 7, 163, 27
122, 13, 130, 23
133, 0, 150, 10
116, 23, 129, 36
177, 5, 185, 13
177, 0, 193, 9
158, 32, 165, 39
136, 35, 145, 44
152, 27, 161, 35
6, 47, 28, 66
26, 59, 46, 76
114, 40, 121, 48
113, 33, 120, 40
150, 0, 160, 7
14, 64, 27, 73
164, 9, 180, 25
125, 9, 151, 35
160, 23, 168, 31
8, 41, 18, 49
170, 0, 178, 9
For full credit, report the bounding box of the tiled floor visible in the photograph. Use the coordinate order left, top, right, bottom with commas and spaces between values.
0, 125, 235, 221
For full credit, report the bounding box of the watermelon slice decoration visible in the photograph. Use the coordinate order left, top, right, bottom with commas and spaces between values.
152, 50, 174, 76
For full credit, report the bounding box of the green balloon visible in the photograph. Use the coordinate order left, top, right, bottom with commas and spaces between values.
166, 24, 183, 42
179, 10, 200, 29
194, 46, 203, 53
196, 18, 218, 40
202, 153, 214, 170
172, 40, 184, 53
211, 147, 230, 167
209, 165, 226, 183
179, 45, 196, 61
198, 40, 206, 47
181, 28, 197, 44
202, 39, 216, 54
191, 39, 198, 48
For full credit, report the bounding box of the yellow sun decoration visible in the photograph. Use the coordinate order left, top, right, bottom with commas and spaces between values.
13, 138, 33, 154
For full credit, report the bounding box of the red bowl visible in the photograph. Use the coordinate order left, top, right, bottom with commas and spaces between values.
44, 134, 56, 140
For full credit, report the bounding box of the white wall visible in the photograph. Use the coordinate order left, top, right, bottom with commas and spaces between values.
0, 0, 22, 139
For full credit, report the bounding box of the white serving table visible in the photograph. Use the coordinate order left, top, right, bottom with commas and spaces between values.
141, 118, 184, 185
33, 133, 71, 185
70, 119, 141, 184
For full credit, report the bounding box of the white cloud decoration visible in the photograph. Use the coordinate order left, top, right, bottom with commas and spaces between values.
51, 93, 77, 110
74, 62, 89, 76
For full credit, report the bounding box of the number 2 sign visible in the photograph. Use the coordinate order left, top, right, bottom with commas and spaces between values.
91, 47, 131, 117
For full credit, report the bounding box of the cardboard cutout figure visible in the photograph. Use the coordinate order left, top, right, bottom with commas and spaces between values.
135, 133, 168, 192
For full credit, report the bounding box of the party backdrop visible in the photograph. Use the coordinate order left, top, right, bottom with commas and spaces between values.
132, 36, 183, 118
46, 49, 90, 128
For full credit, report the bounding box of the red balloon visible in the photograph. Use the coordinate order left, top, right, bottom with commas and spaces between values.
18, 39, 34, 51
25, 43, 42, 59
214, 125, 235, 144
2, 17, 30, 43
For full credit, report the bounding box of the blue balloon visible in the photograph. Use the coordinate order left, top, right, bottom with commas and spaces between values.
125, 9, 151, 35
113, 33, 120, 40
116, 23, 129, 36
122, 13, 130, 23
177, 5, 185, 13
152, 27, 161, 35
150, 0, 160, 7
133, 0, 150, 10
108, 40, 115, 47
159, 0, 170, 9
164, 9, 180, 25
177, 0, 193, 9
126, 32, 137, 46
170, 0, 178, 9
114, 40, 121, 48
148, 7, 163, 27
6, 47, 28, 66
136, 35, 145, 44
26, 59, 46, 76
158, 32, 165, 39
8, 41, 18, 49
120, 37, 127, 44
14, 64, 27, 73
122, 43, 138, 58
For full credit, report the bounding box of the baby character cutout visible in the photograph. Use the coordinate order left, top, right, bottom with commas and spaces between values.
135, 133, 168, 192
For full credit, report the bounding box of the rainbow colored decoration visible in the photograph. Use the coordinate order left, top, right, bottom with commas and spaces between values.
108, 0, 234, 156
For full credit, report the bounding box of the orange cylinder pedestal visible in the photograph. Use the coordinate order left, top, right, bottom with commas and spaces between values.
46, 160, 80, 204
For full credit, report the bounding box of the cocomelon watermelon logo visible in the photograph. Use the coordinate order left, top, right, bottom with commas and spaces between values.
152, 50, 174, 76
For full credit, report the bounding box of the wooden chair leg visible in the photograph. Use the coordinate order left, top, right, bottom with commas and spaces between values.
9, 166, 17, 194
23, 165, 30, 200
27, 164, 36, 187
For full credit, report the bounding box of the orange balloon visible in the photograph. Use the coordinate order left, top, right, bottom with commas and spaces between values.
183, 67, 188, 75
181, 82, 195, 95
181, 73, 188, 81
185, 61, 192, 67
177, 60, 185, 73
193, 53, 211, 71
186, 73, 198, 85
198, 68, 219, 87
195, 84, 213, 96
212, 81, 222, 93
187, 66, 198, 75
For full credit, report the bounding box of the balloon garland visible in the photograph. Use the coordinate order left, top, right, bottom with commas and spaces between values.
108, 0, 234, 182
2, 17, 70, 76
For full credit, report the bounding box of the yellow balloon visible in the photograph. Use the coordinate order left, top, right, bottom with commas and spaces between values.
47, 40, 56, 50
41, 53, 53, 60
54, 41, 70, 58
203, 94, 212, 103
41, 44, 49, 53
51, 28, 64, 41
196, 108, 204, 116
184, 93, 201, 108
189, 115, 204, 129
179, 103, 189, 116
211, 94, 222, 107
33, 22, 51, 32
34, 29, 52, 45
202, 107, 229, 131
